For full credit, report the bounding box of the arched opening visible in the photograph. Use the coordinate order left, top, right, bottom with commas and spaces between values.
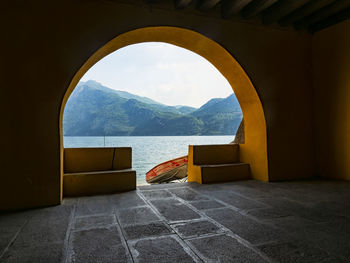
59, 26, 268, 199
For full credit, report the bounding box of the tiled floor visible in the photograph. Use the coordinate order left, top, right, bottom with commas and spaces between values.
1, 179, 350, 262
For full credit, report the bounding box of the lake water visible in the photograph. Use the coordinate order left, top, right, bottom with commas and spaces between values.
63, 136, 234, 185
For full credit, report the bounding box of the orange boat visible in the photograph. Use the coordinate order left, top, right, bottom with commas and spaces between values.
146, 156, 188, 184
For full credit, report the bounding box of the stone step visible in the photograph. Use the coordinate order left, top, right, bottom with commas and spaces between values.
63, 169, 136, 197
200, 163, 250, 183
191, 144, 239, 165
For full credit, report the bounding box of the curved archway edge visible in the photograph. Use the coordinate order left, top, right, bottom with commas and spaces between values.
59, 26, 268, 199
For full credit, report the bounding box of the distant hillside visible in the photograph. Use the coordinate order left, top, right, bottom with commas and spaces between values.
192, 94, 241, 117
174, 105, 197, 115
191, 94, 242, 135
63, 80, 242, 136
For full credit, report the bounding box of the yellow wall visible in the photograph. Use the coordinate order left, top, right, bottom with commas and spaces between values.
313, 20, 350, 180
60, 26, 269, 188
0, 1, 315, 210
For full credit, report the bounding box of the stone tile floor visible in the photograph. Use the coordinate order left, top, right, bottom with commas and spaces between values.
1, 179, 350, 262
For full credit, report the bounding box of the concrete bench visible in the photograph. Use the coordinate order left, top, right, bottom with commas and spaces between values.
63, 147, 136, 197
187, 144, 250, 184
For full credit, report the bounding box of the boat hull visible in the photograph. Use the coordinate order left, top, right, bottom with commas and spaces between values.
146, 156, 188, 184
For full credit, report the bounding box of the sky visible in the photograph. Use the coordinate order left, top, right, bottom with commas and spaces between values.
81, 42, 233, 108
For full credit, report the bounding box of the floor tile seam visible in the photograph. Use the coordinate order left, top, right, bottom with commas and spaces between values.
112, 209, 135, 263
119, 219, 178, 234
252, 239, 287, 248
137, 197, 175, 201
76, 202, 113, 209
187, 198, 224, 205
178, 229, 227, 240
188, 198, 289, 230
231, 205, 318, 229
240, 207, 281, 214
151, 194, 292, 238
184, 232, 231, 242
133, 196, 173, 201
177, 197, 270, 254
190, 206, 228, 212
127, 234, 204, 263
209, 185, 273, 203
71, 223, 118, 232
136, 191, 205, 262
161, 193, 214, 222
123, 227, 175, 242
137, 191, 203, 224
224, 235, 289, 263
74, 213, 114, 219
112, 200, 151, 208
118, 219, 165, 228
169, 217, 218, 226
141, 186, 338, 262
243, 214, 296, 226
137, 184, 187, 191
236, 210, 299, 229
177, 198, 279, 263
166, 191, 211, 202
136, 190, 174, 196
183, 232, 275, 263
239, 207, 291, 220
187, 187, 250, 212
166, 234, 204, 263
0, 213, 32, 260
123, 233, 174, 243
136, 191, 175, 222
209, 188, 274, 208
167, 187, 235, 211
126, 232, 181, 243
61, 204, 76, 263
114, 204, 153, 212
165, 189, 209, 203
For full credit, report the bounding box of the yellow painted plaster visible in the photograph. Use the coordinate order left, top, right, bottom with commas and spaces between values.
60, 26, 269, 198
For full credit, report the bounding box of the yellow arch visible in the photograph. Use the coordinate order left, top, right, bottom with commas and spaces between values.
59, 26, 268, 199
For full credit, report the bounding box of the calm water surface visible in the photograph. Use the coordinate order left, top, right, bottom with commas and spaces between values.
64, 136, 233, 185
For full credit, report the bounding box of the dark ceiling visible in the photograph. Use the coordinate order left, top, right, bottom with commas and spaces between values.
142, 0, 350, 33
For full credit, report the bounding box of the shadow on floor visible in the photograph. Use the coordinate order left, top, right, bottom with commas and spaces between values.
1, 179, 350, 262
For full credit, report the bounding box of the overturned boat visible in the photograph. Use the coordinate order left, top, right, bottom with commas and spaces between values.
146, 156, 188, 184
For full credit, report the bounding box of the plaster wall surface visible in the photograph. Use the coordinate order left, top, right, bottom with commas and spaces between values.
0, 0, 314, 210
313, 20, 350, 180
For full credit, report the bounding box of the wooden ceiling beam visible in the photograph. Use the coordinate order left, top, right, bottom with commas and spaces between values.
294, 0, 350, 29
242, 0, 278, 18
197, 0, 221, 11
174, 0, 193, 9
309, 7, 350, 32
262, 0, 312, 25
221, 0, 254, 18
279, 0, 335, 26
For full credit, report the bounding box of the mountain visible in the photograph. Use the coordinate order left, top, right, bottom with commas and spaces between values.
192, 94, 241, 117
63, 81, 242, 136
174, 105, 197, 115
191, 94, 242, 135
114, 89, 163, 106
76, 80, 162, 105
